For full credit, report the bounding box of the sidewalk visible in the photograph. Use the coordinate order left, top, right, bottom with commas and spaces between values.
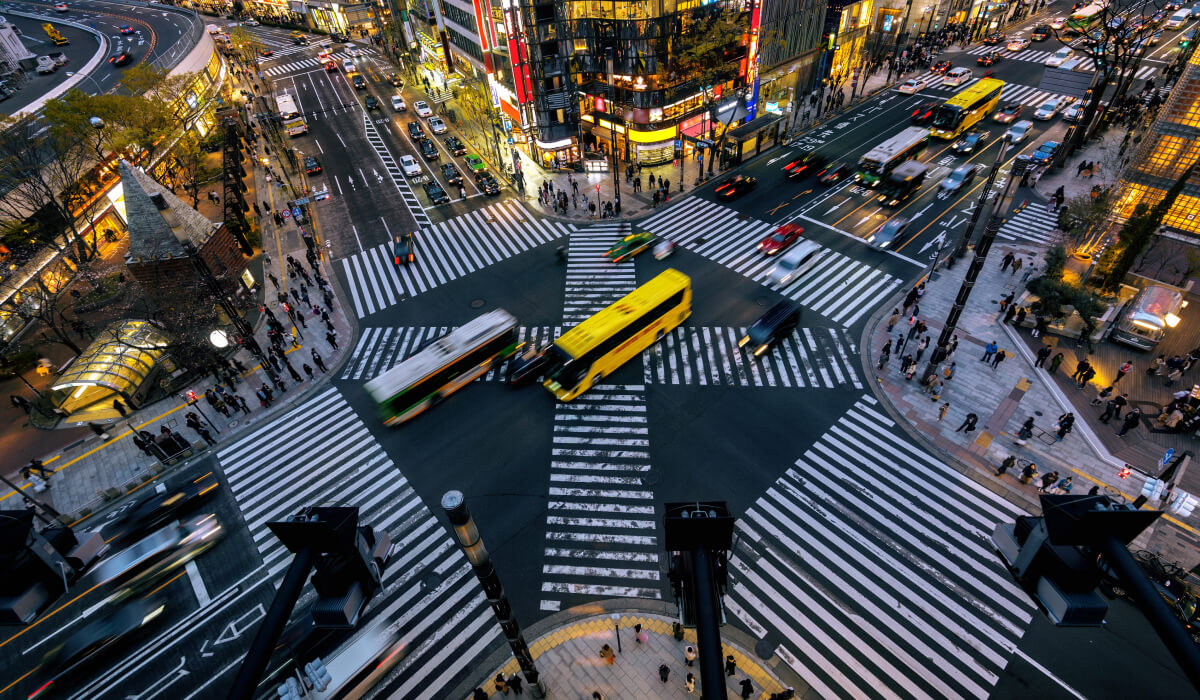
453, 605, 803, 699
0, 67, 359, 522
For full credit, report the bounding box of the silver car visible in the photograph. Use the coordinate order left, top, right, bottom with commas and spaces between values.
867, 217, 910, 249
940, 164, 980, 192
1005, 120, 1034, 144
1034, 97, 1065, 120
89, 514, 222, 599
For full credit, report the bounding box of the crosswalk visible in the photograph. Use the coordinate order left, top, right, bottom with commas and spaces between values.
963, 45, 1159, 81
540, 224, 663, 612
218, 387, 498, 697
997, 202, 1062, 245
337, 201, 574, 318
642, 198, 902, 328
645, 325, 863, 389
906, 72, 1071, 108
726, 396, 1034, 699
261, 48, 380, 77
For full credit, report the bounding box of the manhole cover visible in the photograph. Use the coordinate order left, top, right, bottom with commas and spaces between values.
1034, 410, 1044, 416
643, 471, 661, 487
756, 296, 771, 307
754, 637, 777, 660
470, 299, 485, 309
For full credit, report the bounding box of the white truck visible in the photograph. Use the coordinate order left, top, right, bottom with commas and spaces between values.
35, 55, 56, 74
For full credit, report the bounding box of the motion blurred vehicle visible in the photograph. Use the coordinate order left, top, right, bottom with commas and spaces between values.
304, 156, 321, 174
931, 60, 953, 74
897, 77, 928, 94
1005, 119, 1034, 143
951, 130, 989, 154
391, 95, 406, 111
939, 164, 980, 192
767, 240, 825, 287
817, 161, 850, 185
407, 121, 423, 139
428, 116, 447, 134
419, 138, 439, 160
758, 223, 803, 255
464, 153, 486, 172
440, 162, 463, 185
1031, 25, 1051, 40
387, 72, 403, 87
101, 472, 219, 548
393, 232, 415, 265
866, 217, 910, 249
423, 181, 450, 205
364, 94, 379, 110
653, 238, 675, 260
475, 170, 500, 195
783, 152, 827, 179
1049, 17, 1066, 30
1062, 103, 1084, 122
90, 514, 222, 599
400, 155, 421, 177
976, 51, 1002, 66
293, 35, 308, 46
414, 100, 433, 117
1006, 38, 1030, 51
910, 101, 938, 125
119, 25, 134, 34
1045, 47, 1075, 66
1034, 96, 1066, 120
981, 32, 1005, 44
445, 136, 466, 156
943, 67, 973, 86
323, 59, 337, 72
506, 344, 550, 386
714, 174, 757, 199
1030, 140, 1061, 164
993, 102, 1022, 123
604, 231, 655, 263
53, 2, 68, 11
739, 301, 801, 357
108, 51, 131, 66
259, 48, 273, 57
27, 598, 166, 699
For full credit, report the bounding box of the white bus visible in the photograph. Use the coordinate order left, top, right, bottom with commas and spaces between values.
854, 127, 929, 187
363, 309, 520, 425
276, 93, 307, 136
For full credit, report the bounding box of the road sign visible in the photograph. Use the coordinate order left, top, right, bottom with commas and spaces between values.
280, 209, 291, 219
1162, 448, 1175, 468
291, 207, 302, 220
294, 197, 310, 205
697, 139, 713, 148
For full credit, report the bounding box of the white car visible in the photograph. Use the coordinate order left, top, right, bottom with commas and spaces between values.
1005, 120, 1034, 143
1006, 38, 1031, 51
1062, 103, 1084, 122
1050, 16, 1067, 29
242, 19, 259, 26
347, 47, 362, 57
767, 240, 826, 287
897, 78, 928, 94
1045, 47, 1075, 66
1034, 97, 1065, 120
428, 116, 447, 134
414, 101, 433, 118
391, 95, 406, 111
400, 155, 421, 177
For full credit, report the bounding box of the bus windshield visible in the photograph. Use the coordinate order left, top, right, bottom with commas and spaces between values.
931, 106, 962, 131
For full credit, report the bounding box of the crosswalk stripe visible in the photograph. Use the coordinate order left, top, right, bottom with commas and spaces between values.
997, 204, 1061, 244
216, 387, 499, 696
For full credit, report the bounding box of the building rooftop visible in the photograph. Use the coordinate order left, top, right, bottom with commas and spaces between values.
121, 160, 218, 263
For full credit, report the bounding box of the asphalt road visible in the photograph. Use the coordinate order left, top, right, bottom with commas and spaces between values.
3, 4, 1198, 699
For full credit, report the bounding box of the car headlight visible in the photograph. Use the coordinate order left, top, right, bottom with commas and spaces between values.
754, 344, 769, 357
738, 335, 750, 348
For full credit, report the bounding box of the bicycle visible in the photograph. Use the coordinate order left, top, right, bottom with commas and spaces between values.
1135, 549, 1187, 580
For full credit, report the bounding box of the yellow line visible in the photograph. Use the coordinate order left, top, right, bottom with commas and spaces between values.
0, 665, 38, 696
1069, 468, 1200, 536
0, 583, 105, 651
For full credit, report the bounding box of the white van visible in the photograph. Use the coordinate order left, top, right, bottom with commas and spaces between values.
768, 240, 826, 287
944, 67, 973, 86
1167, 9, 1191, 29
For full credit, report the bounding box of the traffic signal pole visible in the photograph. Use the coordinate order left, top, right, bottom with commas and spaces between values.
690, 547, 728, 699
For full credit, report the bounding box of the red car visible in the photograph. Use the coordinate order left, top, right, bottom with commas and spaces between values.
758, 224, 804, 255
910, 101, 938, 125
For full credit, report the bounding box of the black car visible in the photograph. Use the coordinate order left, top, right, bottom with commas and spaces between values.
101, 471, 219, 548
977, 51, 1002, 67
419, 138, 439, 160
407, 121, 424, 140
352, 74, 366, 90
817, 161, 849, 185
1031, 25, 1051, 40
910, 101, 938, 125
330, 32, 350, 42
387, 72, 403, 87
951, 130, 989, 154
444, 135, 466, 156
108, 51, 131, 65
713, 174, 757, 199
364, 95, 379, 110
423, 181, 450, 205
981, 32, 1005, 45
440, 162, 463, 185
304, 156, 322, 174
393, 232, 415, 265
475, 169, 500, 195
293, 36, 308, 45
505, 344, 550, 386
739, 301, 800, 357
782, 152, 828, 180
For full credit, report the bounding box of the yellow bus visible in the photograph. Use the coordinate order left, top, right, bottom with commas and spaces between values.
929, 78, 1004, 139
543, 268, 691, 401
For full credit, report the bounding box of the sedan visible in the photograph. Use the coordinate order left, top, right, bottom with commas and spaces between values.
101, 472, 219, 548
910, 101, 938, 125
931, 60, 953, 74
1049, 16, 1067, 30
475, 169, 500, 195
364, 95, 379, 110
1045, 47, 1075, 66
782, 152, 827, 180
387, 72, 403, 87
976, 51, 1002, 67
897, 77, 928, 94
867, 217, 910, 249
713, 174, 758, 199
952, 130, 989, 154
419, 138, 439, 160
1005, 119, 1034, 143
304, 156, 322, 174
400, 154, 421, 177
407, 121, 424, 140
445, 136, 466, 156
817, 161, 850, 185
259, 48, 274, 57
993, 102, 1022, 123
1031, 25, 1051, 40
1006, 38, 1031, 51
1062, 103, 1084, 122
108, 51, 131, 66
604, 231, 655, 263
428, 116, 447, 134
119, 25, 135, 34
758, 223, 803, 255
981, 32, 1006, 45
1030, 140, 1061, 164
440, 162, 463, 185
423, 180, 450, 205
242, 19, 260, 26
53, 2, 68, 10
505, 344, 550, 386
414, 100, 433, 118
940, 164, 980, 192
464, 153, 486, 172
391, 95, 406, 111
393, 232, 415, 265
1034, 97, 1065, 120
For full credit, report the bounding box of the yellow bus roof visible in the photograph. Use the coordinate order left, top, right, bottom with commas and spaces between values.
944, 78, 1004, 108
555, 268, 690, 359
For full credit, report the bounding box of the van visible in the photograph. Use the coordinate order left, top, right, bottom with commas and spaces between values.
1110, 284, 1186, 349
944, 67, 973, 86
1167, 9, 1192, 28
768, 240, 826, 288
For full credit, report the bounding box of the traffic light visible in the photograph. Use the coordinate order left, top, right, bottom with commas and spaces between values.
1168, 492, 1197, 518
186, 390, 199, 405
304, 658, 331, 691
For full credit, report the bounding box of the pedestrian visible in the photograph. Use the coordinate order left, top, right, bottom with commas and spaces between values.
1166, 367, 1184, 386
1000, 251, 1015, 271
1148, 354, 1165, 375
896, 331, 907, 354
1039, 471, 1060, 492
311, 350, 328, 372
740, 678, 755, 699
1049, 352, 1064, 374
684, 645, 696, 666
956, 412, 978, 433
685, 672, 696, 693
1091, 385, 1115, 405
235, 394, 250, 413
1003, 304, 1018, 325
938, 402, 950, 421
1119, 408, 1142, 436
991, 349, 1007, 369
1100, 394, 1125, 423
1115, 360, 1133, 383
508, 674, 524, 695
88, 422, 111, 440
1077, 160, 1087, 177
256, 385, 273, 408
301, 363, 314, 380
1056, 412, 1075, 441
1015, 307, 1028, 328
1055, 476, 1074, 494
943, 362, 956, 380
981, 341, 998, 363
659, 664, 670, 682
887, 308, 900, 331
997, 455, 1016, 476
915, 336, 929, 361
1071, 359, 1092, 381
287, 362, 303, 382
599, 643, 615, 664
726, 654, 737, 676
1034, 346, 1052, 368
326, 331, 339, 349
494, 673, 508, 695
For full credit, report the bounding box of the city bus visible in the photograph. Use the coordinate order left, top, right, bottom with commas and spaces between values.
1066, 3, 1106, 35
363, 309, 520, 425
276, 93, 308, 136
929, 78, 1005, 139
877, 160, 929, 206
543, 268, 691, 401
854, 127, 930, 186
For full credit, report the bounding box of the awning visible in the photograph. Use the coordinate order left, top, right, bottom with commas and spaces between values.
726, 113, 784, 142
52, 320, 169, 413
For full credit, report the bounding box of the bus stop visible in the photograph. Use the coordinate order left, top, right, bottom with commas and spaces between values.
721, 113, 784, 167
